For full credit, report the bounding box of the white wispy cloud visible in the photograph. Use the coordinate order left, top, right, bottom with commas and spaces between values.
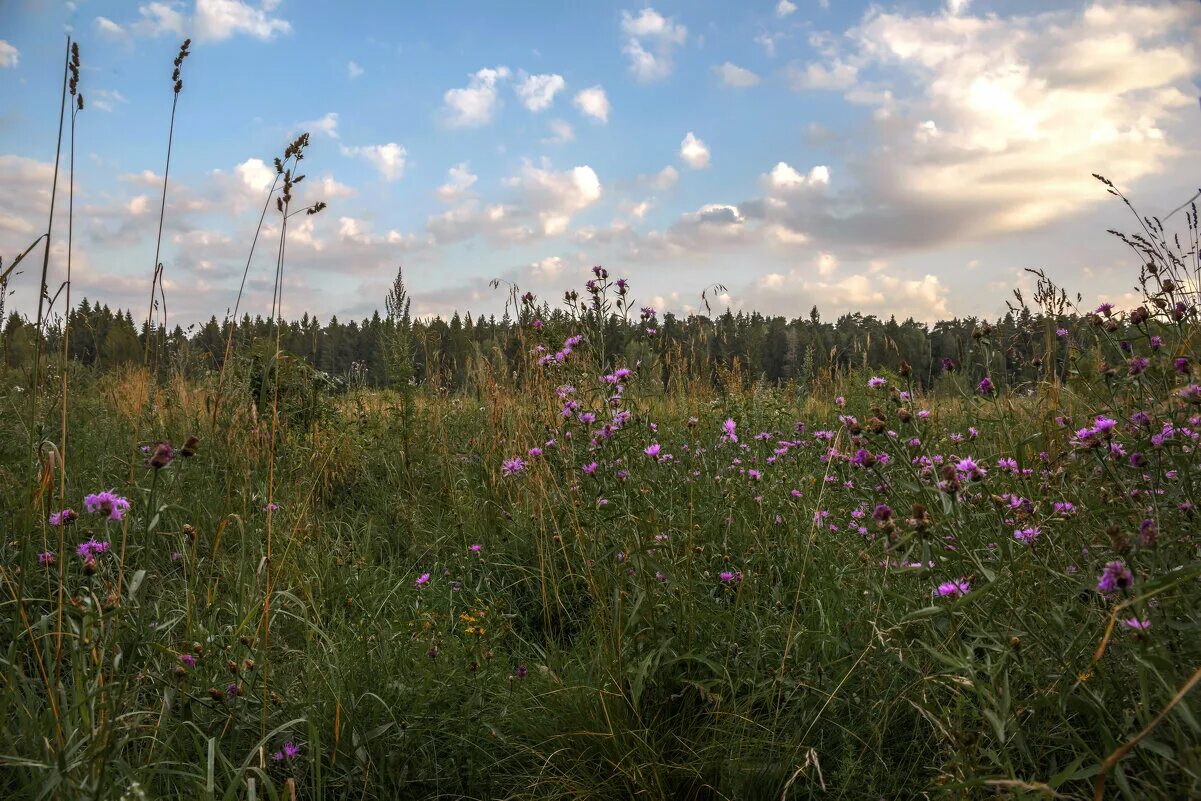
621, 7, 687, 82
573, 86, 610, 123
443, 66, 510, 127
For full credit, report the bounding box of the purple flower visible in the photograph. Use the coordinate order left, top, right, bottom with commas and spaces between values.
76, 538, 110, 559
48, 509, 77, 527
527, 447, 543, 458
1013, 527, 1040, 545
977, 377, 995, 395
722, 418, 738, 443
1127, 356, 1149, 376
1096, 560, 1133, 594
582, 462, 598, 475
936, 579, 970, 598
644, 443, 661, 459
502, 457, 527, 477
719, 570, 743, 583
1056, 328, 1069, 337
179, 653, 196, 669
38, 551, 55, 566
415, 572, 430, 588
83, 491, 131, 521
868, 376, 887, 389
1121, 617, 1151, 631
470, 543, 482, 552
283, 741, 300, 759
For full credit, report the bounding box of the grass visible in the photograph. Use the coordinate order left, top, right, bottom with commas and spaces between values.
2, 34, 1201, 801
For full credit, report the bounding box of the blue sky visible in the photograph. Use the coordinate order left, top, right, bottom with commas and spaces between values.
1, 0, 1199, 326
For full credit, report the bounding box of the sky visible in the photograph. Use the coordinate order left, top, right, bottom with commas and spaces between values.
1, 0, 1199, 328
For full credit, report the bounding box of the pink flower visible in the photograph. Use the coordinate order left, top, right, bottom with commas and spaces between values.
415, 572, 431, 588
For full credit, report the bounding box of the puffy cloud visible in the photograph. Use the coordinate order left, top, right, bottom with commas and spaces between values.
713, 62, 760, 87
94, 17, 126, 37
776, 1, 1201, 249
436, 163, 478, 202
573, 86, 610, 123
621, 7, 687, 82
515, 72, 565, 112
194, 0, 291, 42
340, 143, 407, 182
443, 66, 510, 127
507, 162, 602, 236
787, 59, 858, 90
130, 3, 186, 37
679, 132, 710, 169
347, 60, 364, 79
0, 41, 16, 68
235, 158, 275, 193
776, 0, 797, 18
529, 256, 566, 281
764, 162, 830, 192
641, 165, 679, 190
299, 112, 340, 139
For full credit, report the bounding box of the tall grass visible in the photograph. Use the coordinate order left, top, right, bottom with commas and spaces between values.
1, 36, 1200, 801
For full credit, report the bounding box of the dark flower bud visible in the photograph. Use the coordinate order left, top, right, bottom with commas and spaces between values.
181, 435, 199, 458
151, 442, 174, 469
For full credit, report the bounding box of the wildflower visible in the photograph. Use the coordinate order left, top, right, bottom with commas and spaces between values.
1121, 617, 1151, 631
38, 551, 55, 567
1013, 527, 1040, 545
868, 376, 887, 389
1056, 328, 1068, 337
179, 653, 196, 669
470, 544, 482, 552
977, 377, 995, 395
76, 538, 110, 559
935, 579, 970, 598
722, 418, 738, 443
501, 457, 526, 477
150, 441, 174, 469
514, 664, 529, 679
283, 742, 300, 759
719, 570, 742, 583
1175, 357, 1191, 375
644, 443, 661, 459
49, 508, 77, 526
264, 502, 280, 512
83, 491, 131, 521
582, 461, 598, 475
1096, 560, 1133, 593
1127, 356, 1149, 376
415, 572, 431, 588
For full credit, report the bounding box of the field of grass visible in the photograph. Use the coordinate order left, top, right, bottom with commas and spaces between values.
3, 34, 1201, 801
3, 260, 1201, 799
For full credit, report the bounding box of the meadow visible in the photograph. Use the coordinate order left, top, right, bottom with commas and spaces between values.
2, 36, 1201, 801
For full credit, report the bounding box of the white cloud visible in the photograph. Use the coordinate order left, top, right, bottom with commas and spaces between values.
776, 0, 797, 18
436, 162, 478, 202
443, 66, 510, 127
679, 132, 711, 169
194, 0, 291, 42
573, 86, 610, 123
751, 267, 950, 319
347, 60, 364, 79
642, 165, 679, 190
90, 89, 128, 112
621, 7, 687, 82
0, 41, 17, 68
507, 162, 602, 236
786, 0, 1201, 246
543, 119, 575, 144
788, 59, 858, 90
529, 256, 566, 280
765, 162, 830, 191
713, 62, 760, 87
755, 33, 783, 58
314, 174, 356, 200
130, 3, 185, 37
94, 17, 126, 37
299, 112, 340, 139
946, 0, 970, 16
235, 158, 275, 193
515, 72, 565, 112
340, 143, 407, 182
